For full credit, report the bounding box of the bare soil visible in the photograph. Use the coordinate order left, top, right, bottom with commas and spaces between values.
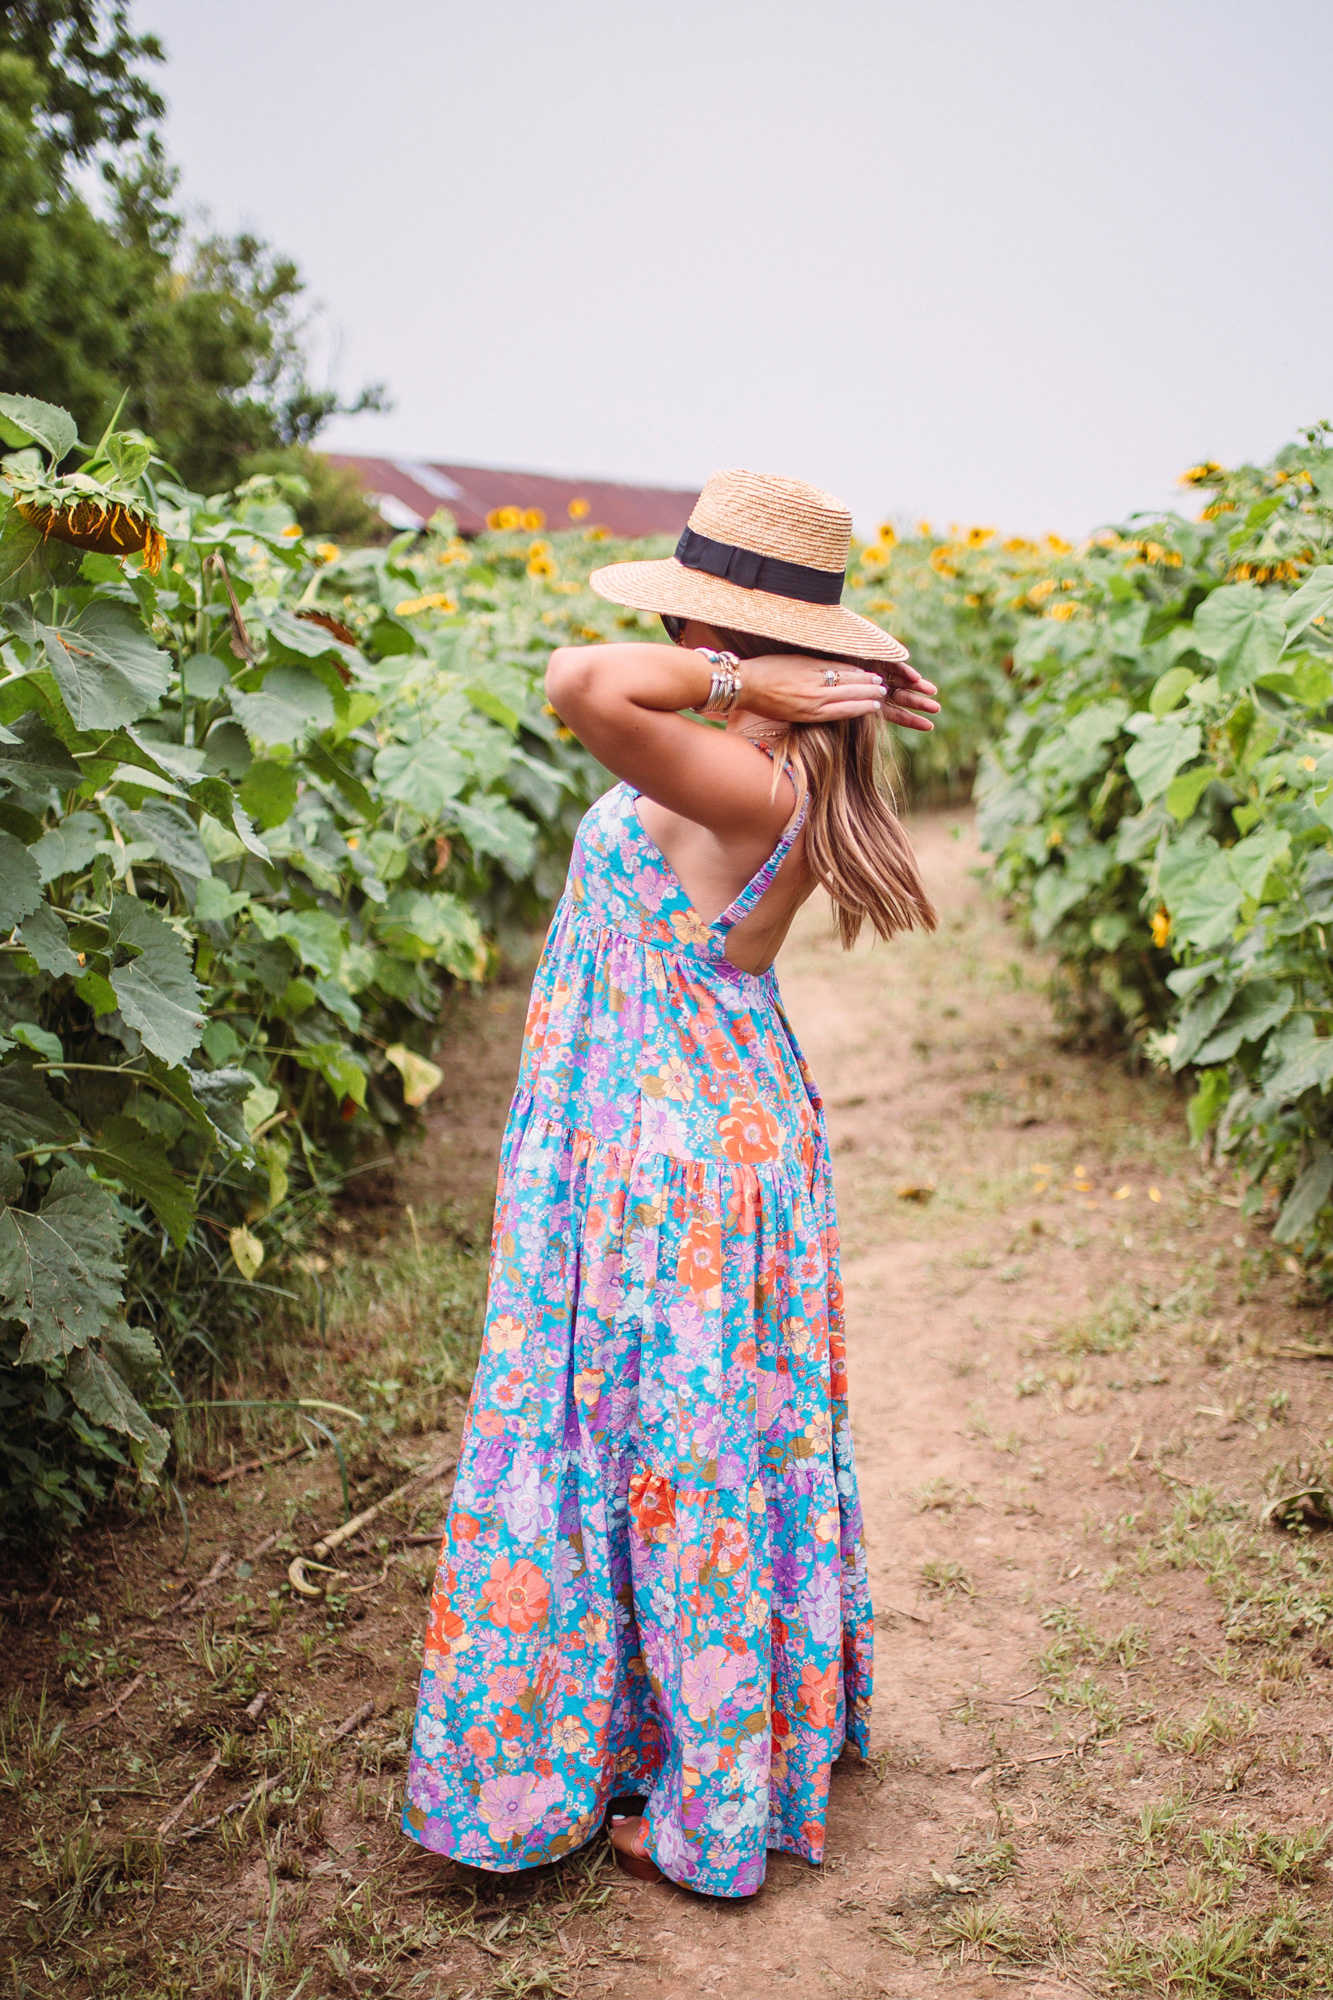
3, 808, 1332, 2000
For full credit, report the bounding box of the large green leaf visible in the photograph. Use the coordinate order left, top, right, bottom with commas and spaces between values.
0, 1063, 78, 1148
1165, 765, 1219, 824
29, 810, 104, 883
64, 1342, 168, 1476
18, 902, 81, 977
1170, 978, 1236, 1072
1282, 564, 1333, 647
228, 666, 335, 746
0, 393, 78, 462
1273, 1146, 1333, 1244
86, 1115, 194, 1245
143, 1057, 255, 1153
292, 1040, 367, 1106
1124, 715, 1202, 804
1192, 980, 1294, 1066
180, 1065, 256, 1150
250, 904, 347, 977
42, 602, 170, 727
0, 510, 59, 599
374, 731, 467, 817
125, 800, 212, 884
452, 799, 537, 875
0, 831, 42, 927
266, 606, 360, 669
0, 711, 83, 794
1, 1165, 123, 1364
1227, 826, 1290, 901
239, 758, 298, 830
1264, 1038, 1333, 1103
377, 889, 486, 978
106, 896, 205, 1065
1190, 584, 1285, 691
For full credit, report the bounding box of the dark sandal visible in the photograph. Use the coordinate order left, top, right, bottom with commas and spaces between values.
609, 1814, 664, 1883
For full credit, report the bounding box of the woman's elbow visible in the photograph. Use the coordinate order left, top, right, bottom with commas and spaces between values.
545, 648, 595, 710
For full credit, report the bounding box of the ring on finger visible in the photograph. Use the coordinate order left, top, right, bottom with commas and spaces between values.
821, 667, 841, 687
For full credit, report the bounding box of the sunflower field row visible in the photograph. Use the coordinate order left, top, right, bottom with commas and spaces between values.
971, 426, 1333, 1276
0, 390, 636, 1530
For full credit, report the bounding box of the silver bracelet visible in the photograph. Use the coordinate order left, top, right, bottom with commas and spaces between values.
696, 647, 742, 714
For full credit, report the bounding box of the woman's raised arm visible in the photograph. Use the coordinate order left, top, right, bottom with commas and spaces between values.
545, 642, 892, 838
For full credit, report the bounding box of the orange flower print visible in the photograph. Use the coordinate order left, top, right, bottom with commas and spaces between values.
676, 1211, 722, 1294
628, 1469, 676, 1545
798, 1660, 839, 1731
464, 1724, 496, 1758
425, 1596, 465, 1655
670, 907, 714, 949
573, 1367, 605, 1410
700, 1026, 743, 1073
487, 1314, 525, 1354
717, 1096, 781, 1163
706, 1517, 749, 1576
479, 1555, 550, 1636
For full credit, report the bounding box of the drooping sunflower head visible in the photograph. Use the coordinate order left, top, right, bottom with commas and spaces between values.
17, 495, 166, 572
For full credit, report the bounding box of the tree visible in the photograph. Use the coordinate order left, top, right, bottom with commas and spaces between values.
0, 4, 386, 511
1, 0, 164, 163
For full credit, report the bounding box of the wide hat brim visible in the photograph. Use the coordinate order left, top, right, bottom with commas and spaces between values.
588, 556, 910, 667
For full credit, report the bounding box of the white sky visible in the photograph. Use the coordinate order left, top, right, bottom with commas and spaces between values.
137, 0, 1333, 538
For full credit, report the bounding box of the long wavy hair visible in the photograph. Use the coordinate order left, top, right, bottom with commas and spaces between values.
665, 615, 938, 947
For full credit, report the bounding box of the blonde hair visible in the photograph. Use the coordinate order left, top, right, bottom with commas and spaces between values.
709, 623, 938, 948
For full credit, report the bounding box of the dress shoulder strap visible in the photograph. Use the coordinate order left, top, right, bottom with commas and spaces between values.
713, 749, 808, 934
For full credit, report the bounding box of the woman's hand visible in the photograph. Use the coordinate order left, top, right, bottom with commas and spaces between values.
740, 654, 941, 733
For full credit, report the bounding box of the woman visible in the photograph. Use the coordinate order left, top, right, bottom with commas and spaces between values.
403, 470, 939, 1898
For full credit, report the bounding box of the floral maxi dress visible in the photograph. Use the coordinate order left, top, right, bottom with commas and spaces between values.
403, 776, 874, 1898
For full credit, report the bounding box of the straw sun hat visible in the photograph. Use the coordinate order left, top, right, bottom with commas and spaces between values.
589, 468, 909, 668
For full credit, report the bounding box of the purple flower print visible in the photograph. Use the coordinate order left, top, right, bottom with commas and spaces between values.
680, 1644, 744, 1721
474, 1771, 557, 1841
465, 1438, 510, 1490
498, 1452, 553, 1545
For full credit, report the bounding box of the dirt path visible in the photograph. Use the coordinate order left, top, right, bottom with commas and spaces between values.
4, 809, 1331, 2000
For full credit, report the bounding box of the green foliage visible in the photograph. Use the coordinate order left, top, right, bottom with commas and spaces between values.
844, 519, 1073, 798
975, 426, 1333, 1275
1, 2, 165, 163
0, 389, 615, 1532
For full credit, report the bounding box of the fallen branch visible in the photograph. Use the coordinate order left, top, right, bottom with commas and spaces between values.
201, 1443, 308, 1486
949, 1737, 1092, 1777
75, 1671, 145, 1734
175, 1549, 236, 1617
877, 1601, 930, 1626
158, 1691, 267, 1835
962, 1683, 1044, 1708
181, 1699, 373, 1842
288, 1456, 455, 1598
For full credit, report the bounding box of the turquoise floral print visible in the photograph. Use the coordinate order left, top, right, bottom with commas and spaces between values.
403, 773, 873, 1898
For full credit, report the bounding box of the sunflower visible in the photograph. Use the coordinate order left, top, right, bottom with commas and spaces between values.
1179, 461, 1225, 487
567, 497, 591, 520
17, 495, 166, 572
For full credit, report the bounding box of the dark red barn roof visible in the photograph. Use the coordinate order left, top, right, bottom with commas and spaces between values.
326, 455, 698, 539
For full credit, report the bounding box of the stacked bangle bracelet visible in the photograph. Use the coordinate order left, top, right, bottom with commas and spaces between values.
696, 648, 743, 714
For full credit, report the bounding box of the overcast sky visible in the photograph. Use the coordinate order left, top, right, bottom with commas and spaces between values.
137, 0, 1333, 537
